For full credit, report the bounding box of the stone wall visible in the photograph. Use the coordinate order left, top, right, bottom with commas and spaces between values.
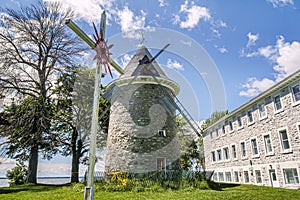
203, 78, 300, 188
105, 83, 181, 174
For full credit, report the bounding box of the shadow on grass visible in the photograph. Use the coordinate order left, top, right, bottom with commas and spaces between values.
0, 183, 71, 194
209, 181, 240, 191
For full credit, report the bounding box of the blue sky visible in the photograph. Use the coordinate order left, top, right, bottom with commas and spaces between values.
1, 0, 300, 176
2, 0, 300, 120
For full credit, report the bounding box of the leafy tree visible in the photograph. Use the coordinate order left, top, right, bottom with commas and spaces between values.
0, 1, 84, 183
6, 161, 28, 186
53, 67, 110, 182
201, 110, 228, 131
177, 117, 201, 170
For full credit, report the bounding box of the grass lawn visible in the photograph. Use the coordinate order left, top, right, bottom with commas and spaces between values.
0, 183, 299, 200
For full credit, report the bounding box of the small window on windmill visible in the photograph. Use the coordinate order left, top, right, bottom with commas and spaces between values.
158, 130, 166, 137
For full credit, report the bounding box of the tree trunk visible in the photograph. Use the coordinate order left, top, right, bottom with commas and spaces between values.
71, 128, 81, 183
27, 144, 38, 184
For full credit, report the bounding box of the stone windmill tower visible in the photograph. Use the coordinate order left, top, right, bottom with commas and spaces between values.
104, 45, 182, 175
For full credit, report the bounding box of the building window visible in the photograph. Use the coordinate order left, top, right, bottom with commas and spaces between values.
222, 125, 226, 135
241, 142, 246, 157
279, 129, 291, 151
218, 172, 224, 182
213, 173, 217, 181
244, 171, 249, 183
217, 149, 222, 161
229, 120, 233, 132
225, 172, 232, 182
232, 145, 237, 159
158, 130, 166, 137
215, 128, 219, 138
156, 157, 166, 170
259, 103, 267, 119
264, 134, 273, 154
274, 95, 282, 111
210, 132, 213, 139
211, 151, 216, 162
234, 171, 239, 182
255, 170, 262, 183
223, 147, 229, 160
283, 168, 299, 184
237, 116, 242, 128
247, 110, 253, 123
251, 138, 259, 156
291, 84, 300, 103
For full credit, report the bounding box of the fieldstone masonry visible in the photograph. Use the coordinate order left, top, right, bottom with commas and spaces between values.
105, 46, 181, 175
204, 70, 300, 189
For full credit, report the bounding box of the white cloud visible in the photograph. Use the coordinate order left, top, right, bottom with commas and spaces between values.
240, 77, 275, 97
247, 32, 259, 48
158, 0, 166, 7
218, 47, 228, 54
240, 36, 300, 97
267, 0, 294, 7
180, 40, 192, 47
44, 0, 115, 24
116, 6, 150, 39
175, 1, 211, 29
120, 53, 133, 68
166, 59, 184, 70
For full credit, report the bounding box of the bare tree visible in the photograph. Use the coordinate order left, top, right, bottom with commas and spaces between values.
0, 1, 85, 183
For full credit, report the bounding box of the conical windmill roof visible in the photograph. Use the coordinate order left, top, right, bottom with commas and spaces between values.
106, 45, 180, 95
120, 45, 168, 79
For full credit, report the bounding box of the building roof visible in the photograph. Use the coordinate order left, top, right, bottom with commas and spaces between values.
205, 69, 300, 132
120, 45, 169, 79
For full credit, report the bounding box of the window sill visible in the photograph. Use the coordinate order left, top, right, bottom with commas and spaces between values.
252, 154, 260, 158
265, 152, 275, 157
292, 100, 300, 107
281, 149, 293, 154
259, 116, 268, 121
228, 130, 234, 134
237, 126, 244, 130
248, 121, 255, 126
241, 156, 248, 160
274, 109, 284, 115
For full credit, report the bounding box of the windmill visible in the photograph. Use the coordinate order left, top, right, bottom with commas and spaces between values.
66, 11, 202, 200
65, 11, 122, 200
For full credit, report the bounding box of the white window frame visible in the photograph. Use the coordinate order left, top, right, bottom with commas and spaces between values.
244, 171, 250, 183
247, 110, 254, 125
237, 115, 243, 130
231, 144, 237, 160
234, 171, 239, 182
291, 82, 300, 106
283, 168, 299, 185
225, 171, 232, 182
217, 149, 222, 161
255, 170, 262, 184
258, 102, 267, 120
223, 146, 230, 161
278, 127, 292, 153
211, 151, 216, 163
218, 172, 224, 182
158, 130, 166, 137
263, 132, 274, 156
251, 137, 260, 158
215, 128, 219, 138
273, 94, 283, 114
241, 141, 247, 159
228, 120, 234, 133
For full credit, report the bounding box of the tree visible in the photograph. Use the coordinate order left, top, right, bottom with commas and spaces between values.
177, 117, 200, 171
201, 110, 228, 131
53, 67, 110, 182
0, 1, 84, 183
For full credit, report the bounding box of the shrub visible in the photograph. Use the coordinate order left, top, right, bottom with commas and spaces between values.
6, 161, 28, 186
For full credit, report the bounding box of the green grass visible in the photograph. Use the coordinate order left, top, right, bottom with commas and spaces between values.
0, 183, 299, 200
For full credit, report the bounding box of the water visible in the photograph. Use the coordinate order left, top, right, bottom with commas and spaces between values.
0, 177, 73, 188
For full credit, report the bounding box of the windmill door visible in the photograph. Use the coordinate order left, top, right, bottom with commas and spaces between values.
269, 169, 279, 187
157, 157, 166, 171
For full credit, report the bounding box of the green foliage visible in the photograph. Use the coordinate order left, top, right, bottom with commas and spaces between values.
201, 110, 228, 131
1, 183, 300, 200
6, 162, 28, 186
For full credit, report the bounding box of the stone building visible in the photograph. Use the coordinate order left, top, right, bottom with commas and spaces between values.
104, 45, 181, 175
203, 69, 300, 189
